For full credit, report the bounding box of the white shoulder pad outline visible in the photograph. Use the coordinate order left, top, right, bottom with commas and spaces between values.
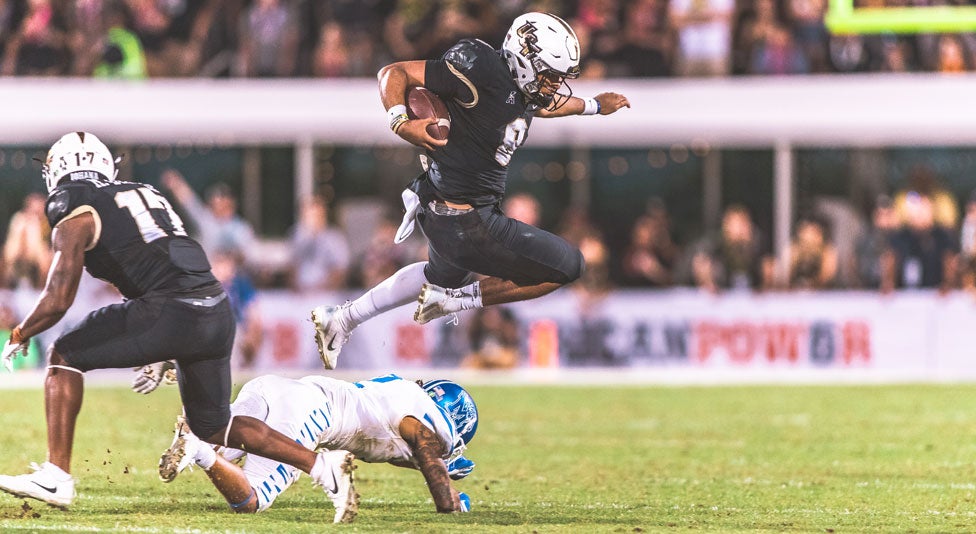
56, 205, 102, 251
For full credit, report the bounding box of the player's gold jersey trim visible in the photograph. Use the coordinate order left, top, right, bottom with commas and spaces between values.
55, 205, 102, 251
446, 63, 478, 109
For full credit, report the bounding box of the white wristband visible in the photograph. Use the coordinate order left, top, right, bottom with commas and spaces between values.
387, 104, 407, 122
387, 104, 409, 133
581, 97, 600, 116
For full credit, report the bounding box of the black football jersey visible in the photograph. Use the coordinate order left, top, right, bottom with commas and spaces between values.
424, 39, 537, 206
45, 177, 221, 299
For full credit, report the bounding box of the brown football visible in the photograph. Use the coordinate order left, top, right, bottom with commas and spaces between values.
407, 86, 451, 141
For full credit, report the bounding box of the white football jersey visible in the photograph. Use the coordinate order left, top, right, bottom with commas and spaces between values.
300, 373, 460, 463
231, 373, 459, 464
227, 373, 459, 511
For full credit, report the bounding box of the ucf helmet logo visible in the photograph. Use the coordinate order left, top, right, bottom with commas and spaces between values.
516, 22, 541, 57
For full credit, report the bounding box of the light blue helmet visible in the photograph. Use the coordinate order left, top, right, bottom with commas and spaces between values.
423, 379, 479, 445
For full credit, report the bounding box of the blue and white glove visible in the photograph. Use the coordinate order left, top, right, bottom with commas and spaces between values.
1, 330, 28, 373
446, 455, 475, 480
458, 492, 471, 512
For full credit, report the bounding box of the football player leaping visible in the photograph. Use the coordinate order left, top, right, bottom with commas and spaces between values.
311, 12, 630, 369
151, 373, 476, 520
0, 133, 350, 513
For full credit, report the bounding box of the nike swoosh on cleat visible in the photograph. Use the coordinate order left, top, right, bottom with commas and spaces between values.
327, 334, 339, 352
31, 481, 58, 494
330, 470, 339, 493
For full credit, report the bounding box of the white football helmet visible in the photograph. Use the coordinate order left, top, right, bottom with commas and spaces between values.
43, 131, 118, 193
501, 12, 581, 109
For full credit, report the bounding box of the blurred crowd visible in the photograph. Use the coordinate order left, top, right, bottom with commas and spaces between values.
3, 166, 976, 369
5, 165, 976, 296
4, 0, 976, 369
2, 0, 976, 79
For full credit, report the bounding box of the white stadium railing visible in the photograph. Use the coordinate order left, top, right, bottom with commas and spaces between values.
3, 74, 976, 146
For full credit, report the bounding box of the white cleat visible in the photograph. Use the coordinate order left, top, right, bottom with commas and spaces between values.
414, 283, 470, 325
0, 462, 76, 508
311, 303, 352, 370
314, 450, 359, 524
158, 415, 200, 482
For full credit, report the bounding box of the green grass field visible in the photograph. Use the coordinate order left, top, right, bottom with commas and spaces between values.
0, 383, 975, 532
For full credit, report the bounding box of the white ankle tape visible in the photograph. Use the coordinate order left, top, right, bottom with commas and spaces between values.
47, 365, 83, 374
197, 445, 218, 471
310, 453, 326, 482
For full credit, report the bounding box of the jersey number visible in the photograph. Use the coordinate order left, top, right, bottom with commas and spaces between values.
114, 188, 187, 243
494, 118, 528, 167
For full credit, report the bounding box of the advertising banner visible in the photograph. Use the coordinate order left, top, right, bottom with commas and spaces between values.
6, 286, 976, 375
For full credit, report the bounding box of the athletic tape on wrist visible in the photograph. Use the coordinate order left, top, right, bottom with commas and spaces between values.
388, 104, 409, 133
582, 97, 600, 116
391, 115, 409, 134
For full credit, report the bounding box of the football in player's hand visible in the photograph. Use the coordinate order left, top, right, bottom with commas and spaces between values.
407, 87, 451, 141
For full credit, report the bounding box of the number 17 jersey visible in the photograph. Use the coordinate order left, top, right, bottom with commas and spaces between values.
45, 176, 221, 299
